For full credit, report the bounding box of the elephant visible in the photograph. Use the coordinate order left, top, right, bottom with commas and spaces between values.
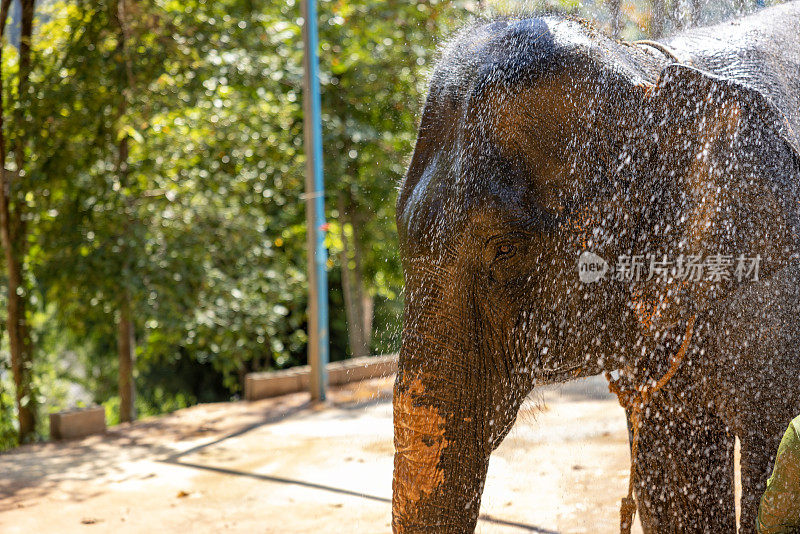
392, 2, 800, 533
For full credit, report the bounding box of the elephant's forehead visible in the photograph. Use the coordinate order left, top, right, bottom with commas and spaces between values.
398, 150, 536, 254
482, 76, 596, 153
473, 76, 601, 206
399, 84, 588, 247
402, 84, 612, 243
398, 15, 657, 251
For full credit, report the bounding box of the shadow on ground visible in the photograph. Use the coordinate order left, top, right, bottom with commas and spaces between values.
0, 374, 636, 533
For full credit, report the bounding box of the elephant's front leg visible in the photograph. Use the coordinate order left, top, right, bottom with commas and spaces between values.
628, 394, 736, 533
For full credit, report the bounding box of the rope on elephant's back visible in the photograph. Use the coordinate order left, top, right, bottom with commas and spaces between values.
605, 314, 698, 534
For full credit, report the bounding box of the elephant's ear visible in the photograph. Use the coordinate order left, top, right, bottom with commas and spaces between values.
626, 64, 800, 332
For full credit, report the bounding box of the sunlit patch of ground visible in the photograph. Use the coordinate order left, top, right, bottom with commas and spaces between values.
0, 374, 696, 533
480, 378, 643, 533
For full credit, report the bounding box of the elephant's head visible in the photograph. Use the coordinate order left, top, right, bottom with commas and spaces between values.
392, 17, 799, 533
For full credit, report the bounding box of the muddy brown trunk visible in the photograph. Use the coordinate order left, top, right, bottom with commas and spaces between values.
392, 287, 490, 533
392, 365, 490, 533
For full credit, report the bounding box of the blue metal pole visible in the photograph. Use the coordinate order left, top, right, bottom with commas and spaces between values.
301, 0, 329, 402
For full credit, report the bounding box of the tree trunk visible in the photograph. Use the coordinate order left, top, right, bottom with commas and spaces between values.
690, 0, 702, 26
115, 117, 135, 424
0, 0, 37, 443
348, 213, 372, 350
651, 0, 666, 37
3, 242, 34, 439
338, 193, 369, 359
114, 0, 136, 422
608, 0, 622, 38
117, 293, 135, 423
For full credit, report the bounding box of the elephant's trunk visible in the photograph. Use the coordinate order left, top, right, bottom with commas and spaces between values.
391, 257, 498, 533
391, 338, 490, 533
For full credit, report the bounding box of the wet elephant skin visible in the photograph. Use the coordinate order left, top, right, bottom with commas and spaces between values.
393, 2, 800, 533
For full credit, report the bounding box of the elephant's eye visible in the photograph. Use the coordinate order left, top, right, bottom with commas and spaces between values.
495, 243, 516, 259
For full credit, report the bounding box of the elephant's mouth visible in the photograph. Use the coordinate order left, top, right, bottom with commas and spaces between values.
535, 362, 586, 385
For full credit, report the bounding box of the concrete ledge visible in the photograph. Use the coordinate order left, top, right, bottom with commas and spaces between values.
245, 354, 398, 401
50, 406, 106, 441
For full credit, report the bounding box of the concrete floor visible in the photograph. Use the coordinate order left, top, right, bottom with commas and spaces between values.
0, 374, 647, 533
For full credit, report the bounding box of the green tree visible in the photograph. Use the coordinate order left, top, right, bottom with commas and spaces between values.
0, 0, 37, 443
0, 0, 482, 443
318, 0, 474, 357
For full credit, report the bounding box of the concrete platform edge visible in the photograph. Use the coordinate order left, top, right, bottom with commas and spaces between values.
244, 354, 398, 401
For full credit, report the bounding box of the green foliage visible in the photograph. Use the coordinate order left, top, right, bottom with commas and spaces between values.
1, 0, 474, 442
0, 0, 476, 449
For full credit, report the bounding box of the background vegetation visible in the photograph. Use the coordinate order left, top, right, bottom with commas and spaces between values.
0, 0, 775, 450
